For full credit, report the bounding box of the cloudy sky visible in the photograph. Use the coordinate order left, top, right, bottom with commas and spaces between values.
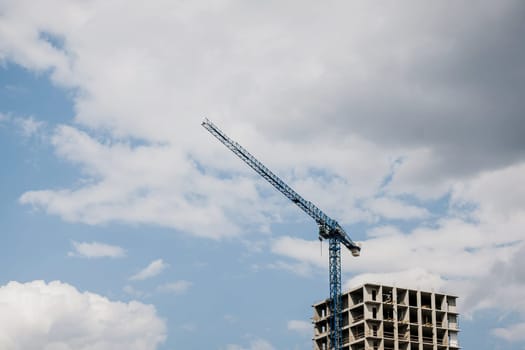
1, 0, 524, 349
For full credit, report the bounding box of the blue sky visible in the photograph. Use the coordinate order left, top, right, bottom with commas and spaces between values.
1, 1, 525, 349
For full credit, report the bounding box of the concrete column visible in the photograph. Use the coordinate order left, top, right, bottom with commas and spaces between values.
431, 292, 437, 350
393, 287, 398, 350
417, 291, 423, 350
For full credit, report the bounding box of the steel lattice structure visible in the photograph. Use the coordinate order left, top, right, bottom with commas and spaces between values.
202, 118, 361, 350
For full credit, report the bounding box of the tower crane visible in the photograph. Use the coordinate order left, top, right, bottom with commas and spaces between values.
202, 118, 361, 350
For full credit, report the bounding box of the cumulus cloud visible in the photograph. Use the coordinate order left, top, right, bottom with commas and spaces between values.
451, 161, 525, 222
130, 259, 168, 281
0, 280, 166, 350
68, 241, 125, 258
9, 0, 523, 236
18, 125, 259, 239
461, 243, 525, 315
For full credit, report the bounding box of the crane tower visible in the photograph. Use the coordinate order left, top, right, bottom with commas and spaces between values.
202, 118, 361, 350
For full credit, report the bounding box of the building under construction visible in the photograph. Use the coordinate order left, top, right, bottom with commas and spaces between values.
313, 283, 460, 350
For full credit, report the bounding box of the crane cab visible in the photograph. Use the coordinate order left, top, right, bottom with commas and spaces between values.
318, 225, 331, 239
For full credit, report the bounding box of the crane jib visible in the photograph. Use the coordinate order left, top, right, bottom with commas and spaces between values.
202, 118, 360, 250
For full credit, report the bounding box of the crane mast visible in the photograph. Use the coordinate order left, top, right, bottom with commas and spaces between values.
202, 118, 361, 350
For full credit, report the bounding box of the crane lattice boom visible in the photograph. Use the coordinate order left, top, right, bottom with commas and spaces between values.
202, 118, 361, 350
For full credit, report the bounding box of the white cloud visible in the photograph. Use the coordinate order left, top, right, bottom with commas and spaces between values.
0, 114, 45, 137
272, 208, 522, 282
345, 268, 447, 293
270, 237, 326, 274
493, 322, 525, 342
287, 320, 311, 336
451, 161, 525, 222
366, 226, 403, 238
68, 241, 125, 258
5, 0, 475, 240
365, 197, 430, 220
460, 243, 525, 315
266, 260, 318, 278
14, 116, 45, 137
0, 280, 166, 350
18, 125, 254, 239
130, 259, 168, 281
157, 280, 192, 295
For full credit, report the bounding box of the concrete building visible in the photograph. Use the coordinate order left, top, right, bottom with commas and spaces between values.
312, 283, 459, 350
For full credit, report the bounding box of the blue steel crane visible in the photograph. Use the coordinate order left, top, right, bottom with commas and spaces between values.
202, 118, 361, 350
